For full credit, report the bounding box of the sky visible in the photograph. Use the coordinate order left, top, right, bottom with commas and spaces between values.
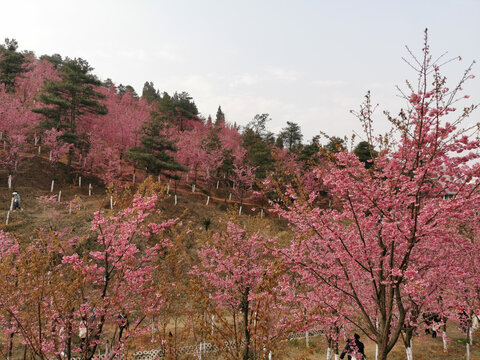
1, 0, 479, 143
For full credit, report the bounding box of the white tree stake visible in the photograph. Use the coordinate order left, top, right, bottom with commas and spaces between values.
9, 197, 14, 212
192, 184, 196, 192
6, 211, 10, 225
14, 161, 17, 171
89, 183, 92, 196
51, 180, 55, 192
58, 190, 62, 202
216, 180, 219, 189
268, 351, 272, 360
239, 206, 242, 215
8, 175, 12, 189
305, 331, 309, 347
174, 195, 178, 205
69, 203, 72, 214
206, 196, 210, 205
261, 209, 264, 218
228, 193, 232, 201
110, 196, 113, 210
49, 150, 52, 161
167, 184, 170, 194
78, 176, 82, 187
38, 146, 41, 154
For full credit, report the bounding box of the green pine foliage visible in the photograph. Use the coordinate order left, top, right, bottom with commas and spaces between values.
126, 116, 186, 178
0, 38, 29, 92
353, 140, 378, 168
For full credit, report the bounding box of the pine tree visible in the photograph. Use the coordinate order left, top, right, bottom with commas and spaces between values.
0, 38, 28, 92
215, 105, 225, 126
32, 58, 107, 165
278, 121, 303, 151
353, 141, 377, 168
126, 116, 186, 178
142, 81, 160, 103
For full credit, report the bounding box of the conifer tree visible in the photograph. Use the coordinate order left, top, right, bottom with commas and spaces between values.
142, 81, 160, 103
126, 116, 186, 178
215, 105, 225, 126
278, 121, 303, 151
0, 38, 28, 92
32, 58, 107, 165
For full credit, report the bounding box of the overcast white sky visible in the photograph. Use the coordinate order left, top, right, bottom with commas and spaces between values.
1, 0, 479, 142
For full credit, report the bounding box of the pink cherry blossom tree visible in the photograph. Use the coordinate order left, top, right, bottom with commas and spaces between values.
192, 220, 286, 359
272, 32, 480, 360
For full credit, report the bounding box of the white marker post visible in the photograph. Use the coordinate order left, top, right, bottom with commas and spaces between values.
8, 175, 12, 189
78, 176, 82, 187
174, 195, 178, 205
192, 184, 196, 193
206, 196, 210, 205
239, 206, 242, 215
110, 196, 113, 210
166, 184, 170, 194
228, 193, 232, 201
38, 146, 41, 154
216, 180, 219, 189
6, 211, 10, 225
260, 209, 264, 218
51, 180, 55, 192
9, 197, 14, 212
58, 191, 62, 202
89, 183, 92, 196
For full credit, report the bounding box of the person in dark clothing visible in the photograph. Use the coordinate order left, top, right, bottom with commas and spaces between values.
340, 333, 366, 359
423, 312, 441, 338
11, 191, 21, 211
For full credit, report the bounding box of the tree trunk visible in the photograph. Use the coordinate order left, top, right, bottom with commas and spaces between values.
7, 331, 14, 359
442, 321, 448, 352
242, 289, 251, 360
402, 328, 414, 360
